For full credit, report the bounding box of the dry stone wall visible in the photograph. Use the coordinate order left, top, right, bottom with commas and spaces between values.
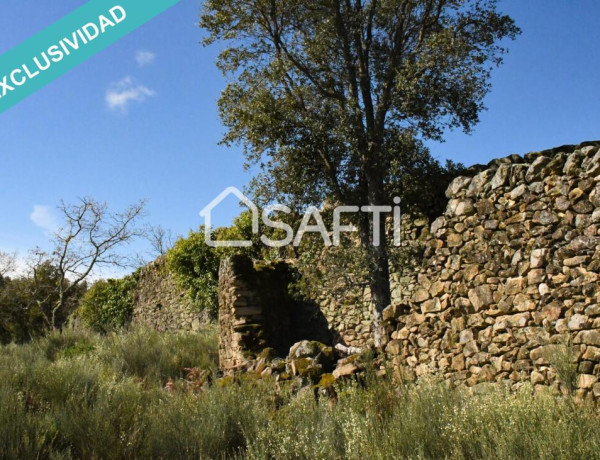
314, 215, 430, 349
132, 256, 209, 332
215, 140, 600, 399
385, 141, 600, 400
218, 255, 332, 373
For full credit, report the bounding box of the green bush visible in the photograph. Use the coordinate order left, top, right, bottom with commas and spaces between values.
78, 274, 139, 333
166, 227, 222, 317
165, 216, 265, 318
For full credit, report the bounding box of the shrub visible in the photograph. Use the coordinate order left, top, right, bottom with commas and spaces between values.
2, 330, 600, 459
78, 274, 139, 333
166, 227, 222, 317
96, 327, 218, 382
545, 339, 579, 395
165, 218, 262, 318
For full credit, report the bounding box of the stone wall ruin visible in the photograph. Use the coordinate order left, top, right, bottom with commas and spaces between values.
218, 141, 600, 399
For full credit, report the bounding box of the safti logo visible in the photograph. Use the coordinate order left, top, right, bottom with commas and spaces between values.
200, 187, 403, 248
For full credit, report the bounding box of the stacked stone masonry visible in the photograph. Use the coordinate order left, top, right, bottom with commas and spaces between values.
218, 255, 332, 373
132, 256, 209, 332
384, 141, 600, 401
215, 140, 600, 399
315, 215, 428, 349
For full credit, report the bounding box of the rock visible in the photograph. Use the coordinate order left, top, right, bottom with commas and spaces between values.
525, 156, 551, 182
582, 346, 600, 361
531, 371, 545, 385
431, 217, 447, 235
585, 305, 600, 317
505, 277, 524, 296
422, 298, 442, 314
530, 249, 548, 268
288, 341, 333, 371
538, 303, 563, 322
289, 357, 323, 379
555, 196, 571, 211
468, 285, 493, 311
568, 314, 588, 330
575, 331, 600, 346
586, 150, 600, 176
460, 329, 474, 344
447, 232, 463, 247
491, 164, 510, 189
539, 283, 550, 296
510, 184, 527, 200
333, 363, 359, 379
455, 200, 475, 217
429, 281, 445, 297
532, 210, 559, 225
513, 294, 536, 312
385, 340, 403, 356
578, 374, 598, 389
564, 256, 589, 267
468, 170, 495, 196
446, 176, 472, 199
451, 354, 466, 371
563, 154, 583, 175
573, 200, 594, 214
413, 289, 430, 303
289, 340, 320, 358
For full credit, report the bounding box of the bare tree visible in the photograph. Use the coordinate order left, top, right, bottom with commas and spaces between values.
0, 251, 17, 278
31, 197, 146, 329
147, 225, 174, 257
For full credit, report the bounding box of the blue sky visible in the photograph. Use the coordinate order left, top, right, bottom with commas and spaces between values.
1, 0, 600, 263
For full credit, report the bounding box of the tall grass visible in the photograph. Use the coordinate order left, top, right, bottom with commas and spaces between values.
1, 328, 600, 459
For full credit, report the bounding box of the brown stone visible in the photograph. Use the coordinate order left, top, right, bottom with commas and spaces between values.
451, 354, 466, 371
505, 277, 524, 295
575, 331, 600, 346
422, 298, 442, 313
582, 346, 600, 362
513, 294, 536, 312
447, 232, 463, 247
468, 285, 493, 311
413, 288, 430, 303
578, 374, 598, 389
385, 340, 403, 356
333, 363, 359, 379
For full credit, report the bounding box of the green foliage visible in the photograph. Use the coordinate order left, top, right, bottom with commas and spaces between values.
78, 273, 139, 333
201, 0, 519, 212
0, 328, 221, 459
546, 340, 579, 395
2, 329, 600, 460
0, 261, 85, 344
166, 216, 282, 318
166, 226, 222, 317
200, 0, 517, 320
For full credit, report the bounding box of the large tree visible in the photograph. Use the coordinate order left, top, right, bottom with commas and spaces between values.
201, 0, 519, 346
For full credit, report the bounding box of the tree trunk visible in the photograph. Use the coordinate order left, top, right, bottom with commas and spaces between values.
360, 167, 392, 349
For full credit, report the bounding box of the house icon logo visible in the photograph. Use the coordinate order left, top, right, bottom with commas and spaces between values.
199, 187, 259, 247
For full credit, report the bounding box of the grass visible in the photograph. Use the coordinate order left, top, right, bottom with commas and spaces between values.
1, 328, 600, 459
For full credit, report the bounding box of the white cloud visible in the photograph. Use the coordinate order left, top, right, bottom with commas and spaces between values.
135, 49, 156, 67
30, 205, 58, 234
105, 76, 156, 113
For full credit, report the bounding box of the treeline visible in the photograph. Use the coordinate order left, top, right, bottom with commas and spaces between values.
0, 263, 86, 343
